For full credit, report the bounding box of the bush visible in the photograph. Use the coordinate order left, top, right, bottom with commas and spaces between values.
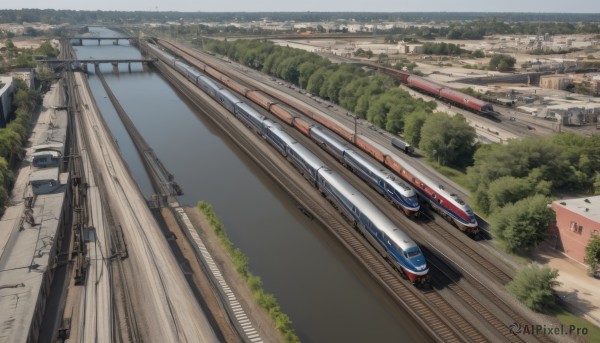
197, 201, 300, 343
507, 264, 559, 313
585, 235, 600, 276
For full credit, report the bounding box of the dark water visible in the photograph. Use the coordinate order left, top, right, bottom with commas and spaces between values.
75, 27, 430, 343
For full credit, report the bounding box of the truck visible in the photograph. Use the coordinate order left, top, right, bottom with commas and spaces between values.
391, 137, 414, 155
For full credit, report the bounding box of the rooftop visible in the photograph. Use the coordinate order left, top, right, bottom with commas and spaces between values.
554, 195, 600, 223
0, 191, 66, 342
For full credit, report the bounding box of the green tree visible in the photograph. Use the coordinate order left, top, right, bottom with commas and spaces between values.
486, 176, 533, 214
491, 195, 554, 252
403, 110, 428, 147
306, 67, 328, 95
506, 264, 559, 313
419, 113, 476, 168
489, 54, 516, 71
585, 235, 600, 276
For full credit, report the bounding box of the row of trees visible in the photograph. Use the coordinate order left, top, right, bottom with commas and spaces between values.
4, 9, 600, 26
422, 42, 465, 56
466, 134, 600, 252
203, 39, 437, 135
0, 79, 37, 211
446, 19, 600, 40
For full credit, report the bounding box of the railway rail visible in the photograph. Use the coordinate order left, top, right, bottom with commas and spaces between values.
147, 40, 567, 343
150, 54, 470, 342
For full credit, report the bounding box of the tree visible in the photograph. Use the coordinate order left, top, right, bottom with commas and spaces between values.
486, 176, 533, 214
419, 113, 476, 168
585, 235, 600, 276
491, 195, 554, 252
489, 54, 516, 71
506, 264, 559, 313
403, 110, 428, 147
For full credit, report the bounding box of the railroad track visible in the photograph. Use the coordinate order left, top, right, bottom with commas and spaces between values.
64, 43, 142, 342
149, 51, 487, 343
149, 40, 572, 343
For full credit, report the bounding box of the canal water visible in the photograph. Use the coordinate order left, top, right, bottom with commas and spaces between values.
74, 27, 430, 343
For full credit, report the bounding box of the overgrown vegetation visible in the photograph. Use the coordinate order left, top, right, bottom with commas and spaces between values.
197, 201, 300, 343
418, 113, 476, 168
468, 133, 600, 251
0, 79, 37, 212
488, 54, 516, 72
422, 42, 464, 56
585, 235, 600, 277
506, 264, 559, 313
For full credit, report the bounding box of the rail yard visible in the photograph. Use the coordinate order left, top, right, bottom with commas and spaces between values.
138, 38, 580, 342
1, 14, 598, 342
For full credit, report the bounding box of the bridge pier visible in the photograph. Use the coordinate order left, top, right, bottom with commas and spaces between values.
128, 63, 132, 73
112, 62, 119, 73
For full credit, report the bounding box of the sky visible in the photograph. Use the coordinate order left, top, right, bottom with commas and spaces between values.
3, 0, 600, 13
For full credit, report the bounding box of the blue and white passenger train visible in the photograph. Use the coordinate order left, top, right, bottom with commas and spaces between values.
147, 43, 429, 284
308, 126, 420, 216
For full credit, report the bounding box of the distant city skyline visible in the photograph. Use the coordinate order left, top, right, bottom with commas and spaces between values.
3, 0, 600, 14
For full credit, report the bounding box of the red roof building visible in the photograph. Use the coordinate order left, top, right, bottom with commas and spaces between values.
551, 196, 600, 264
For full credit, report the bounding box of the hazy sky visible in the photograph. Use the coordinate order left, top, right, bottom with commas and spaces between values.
4, 0, 600, 13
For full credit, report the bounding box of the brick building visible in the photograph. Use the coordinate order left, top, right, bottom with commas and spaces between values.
551, 196, 600, 264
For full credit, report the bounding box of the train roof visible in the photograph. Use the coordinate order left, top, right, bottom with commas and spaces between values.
365, 137, 471, 212
198, 75, 220, 89
236, 102, 265, 120
289, 139, 327, 171
318, 168, 419, 251
439, 87, 488, 107
218, 88, 242, 104
345, 149, 413, 193
310, 126, 350, 152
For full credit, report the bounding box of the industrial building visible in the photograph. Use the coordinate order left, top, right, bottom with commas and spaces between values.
551, 196, 600, 264
0, 101, 70, 342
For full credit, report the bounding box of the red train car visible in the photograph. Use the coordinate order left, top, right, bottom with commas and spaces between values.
270, 104, 296, 125
220, 76, 250, 96
439, 88, 493, 113
355, 135, 385, 163
246, 91, 275, 110
407, 76, 443, 95
293, 117, 313, 136
314, 113, 354, 143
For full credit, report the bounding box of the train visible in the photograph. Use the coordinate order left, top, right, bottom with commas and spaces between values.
365, 63, 497, 117
151, 40, 479, 235
147, 43, 430, 284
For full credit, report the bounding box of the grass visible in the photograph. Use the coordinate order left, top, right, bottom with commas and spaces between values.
552, 308, 600, 342
197, 201, 300, 343
427, 161, 471, 196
